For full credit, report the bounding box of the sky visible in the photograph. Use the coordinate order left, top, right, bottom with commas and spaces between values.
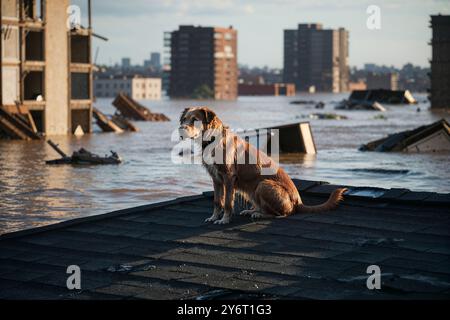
72, 0, 450, 69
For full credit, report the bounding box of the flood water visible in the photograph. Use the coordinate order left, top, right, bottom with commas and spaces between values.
0, 93, 449, 234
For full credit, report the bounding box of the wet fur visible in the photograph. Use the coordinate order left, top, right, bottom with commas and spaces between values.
179, 107, 347, 224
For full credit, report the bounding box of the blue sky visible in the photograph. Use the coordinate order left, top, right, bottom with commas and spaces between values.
73, 0, 450, 68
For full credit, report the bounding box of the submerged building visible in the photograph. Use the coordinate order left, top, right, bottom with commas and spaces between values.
166, 25, 238, 100
1, 0, 94, 137
284, 23, 349, 93
94, 76, 162, 100
430, 15, 450, 109
366, 72, 399, 90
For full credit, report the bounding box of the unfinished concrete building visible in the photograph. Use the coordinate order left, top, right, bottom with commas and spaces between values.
1, 0, 94, 138
430, 15, 450, 109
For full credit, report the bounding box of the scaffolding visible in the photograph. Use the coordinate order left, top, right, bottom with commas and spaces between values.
0, 0, 94, 138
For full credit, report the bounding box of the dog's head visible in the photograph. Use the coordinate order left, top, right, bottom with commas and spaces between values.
178, 107, 222, 140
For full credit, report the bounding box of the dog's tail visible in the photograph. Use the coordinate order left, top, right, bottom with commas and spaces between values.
296, 188, 347, 214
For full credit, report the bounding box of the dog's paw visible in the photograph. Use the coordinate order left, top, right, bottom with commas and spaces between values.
214, 218, 230, 225
251, 212, 264, 219
239, 209, 254, 216
205, 215, 219, 223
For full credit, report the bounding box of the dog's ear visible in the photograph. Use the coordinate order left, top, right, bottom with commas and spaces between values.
201, 108, 217, 125
180, 107, 191, 123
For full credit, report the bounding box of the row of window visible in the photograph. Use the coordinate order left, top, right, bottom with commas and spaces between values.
96, 92, 160, 99
95, 82, 160, 89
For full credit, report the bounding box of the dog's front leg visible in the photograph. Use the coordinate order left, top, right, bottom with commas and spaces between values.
205, 180, 224, 222
214, 175, 236, 224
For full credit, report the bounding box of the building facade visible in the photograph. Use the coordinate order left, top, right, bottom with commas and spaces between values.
1, 0, 94, 135
166, 25, 237, 100
430, 15, 450, 109
366, 72, 399, 90
94, 76, 161, 100
283, 23, 349, 93
238, 83, 296, 96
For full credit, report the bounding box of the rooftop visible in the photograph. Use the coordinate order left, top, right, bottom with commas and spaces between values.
0, 179, 449, 300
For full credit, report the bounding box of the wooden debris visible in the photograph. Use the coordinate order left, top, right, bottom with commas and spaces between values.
93, 108, 139, 133
111, 114, 139, 132
46, 139, 122, 165
112, 93, 170, 121
93, 108, 124, 133
0, 107, 42, 140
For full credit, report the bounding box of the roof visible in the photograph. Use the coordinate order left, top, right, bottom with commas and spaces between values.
360, 119, 450, 152
0, 179, 449, 300
349, 89, 416, 104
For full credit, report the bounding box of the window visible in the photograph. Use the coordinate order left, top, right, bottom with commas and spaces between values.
24, 71, 44, 100
71, 35, 90, 63
71, 73, 90, 99
25, 30, 44, 61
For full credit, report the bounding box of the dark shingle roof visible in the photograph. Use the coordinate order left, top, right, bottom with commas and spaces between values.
0, 179, 449, 300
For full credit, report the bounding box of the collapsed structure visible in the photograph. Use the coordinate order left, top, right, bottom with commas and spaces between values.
348, 89, 417, 105
1, 0, 95, 139
335, 89, 417, 111
360, 119, 450, 152
238, 122, 317, 154
112, 93, 169, 121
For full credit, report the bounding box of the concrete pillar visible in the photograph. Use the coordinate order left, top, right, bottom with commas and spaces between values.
44, 0, 70, 135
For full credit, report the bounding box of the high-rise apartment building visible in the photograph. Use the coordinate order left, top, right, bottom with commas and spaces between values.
283, 23, 349, 93
430, 15, 450, 109
166, 25, 237, 100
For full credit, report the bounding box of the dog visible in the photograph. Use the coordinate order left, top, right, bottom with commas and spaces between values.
179, 106, 347, 224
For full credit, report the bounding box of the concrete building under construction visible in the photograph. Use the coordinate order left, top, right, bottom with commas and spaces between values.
430, 14, 450, 109
166, 25, 238, 100
0, 0, 94, 138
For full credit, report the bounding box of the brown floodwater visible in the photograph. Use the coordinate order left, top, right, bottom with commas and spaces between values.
0, 93, 449, 234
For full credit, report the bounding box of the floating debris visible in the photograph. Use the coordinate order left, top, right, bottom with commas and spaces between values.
237, 122, 316, 154
93, 108, 138, 133
373, 114, 388, 120
112, 93, 170, 121
348, 89, 417, 105
45, 140, 122, 165
315, 102, 325, 109
336, 100, 386, 112
290, 100, 317, 105
360, 119, 450, 152
299, 113, 348, 120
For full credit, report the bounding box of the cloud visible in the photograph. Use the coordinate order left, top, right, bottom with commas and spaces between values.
243, 4, 255, 14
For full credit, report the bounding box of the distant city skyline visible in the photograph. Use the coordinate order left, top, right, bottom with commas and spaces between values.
73, 0, 450, 68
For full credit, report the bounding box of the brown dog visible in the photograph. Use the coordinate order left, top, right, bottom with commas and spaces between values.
179, 107, 347, 224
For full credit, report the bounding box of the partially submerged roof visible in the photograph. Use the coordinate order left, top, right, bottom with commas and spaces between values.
349, 89, 417, 104
0, 179, 449, 299
360, 119, 450, 152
